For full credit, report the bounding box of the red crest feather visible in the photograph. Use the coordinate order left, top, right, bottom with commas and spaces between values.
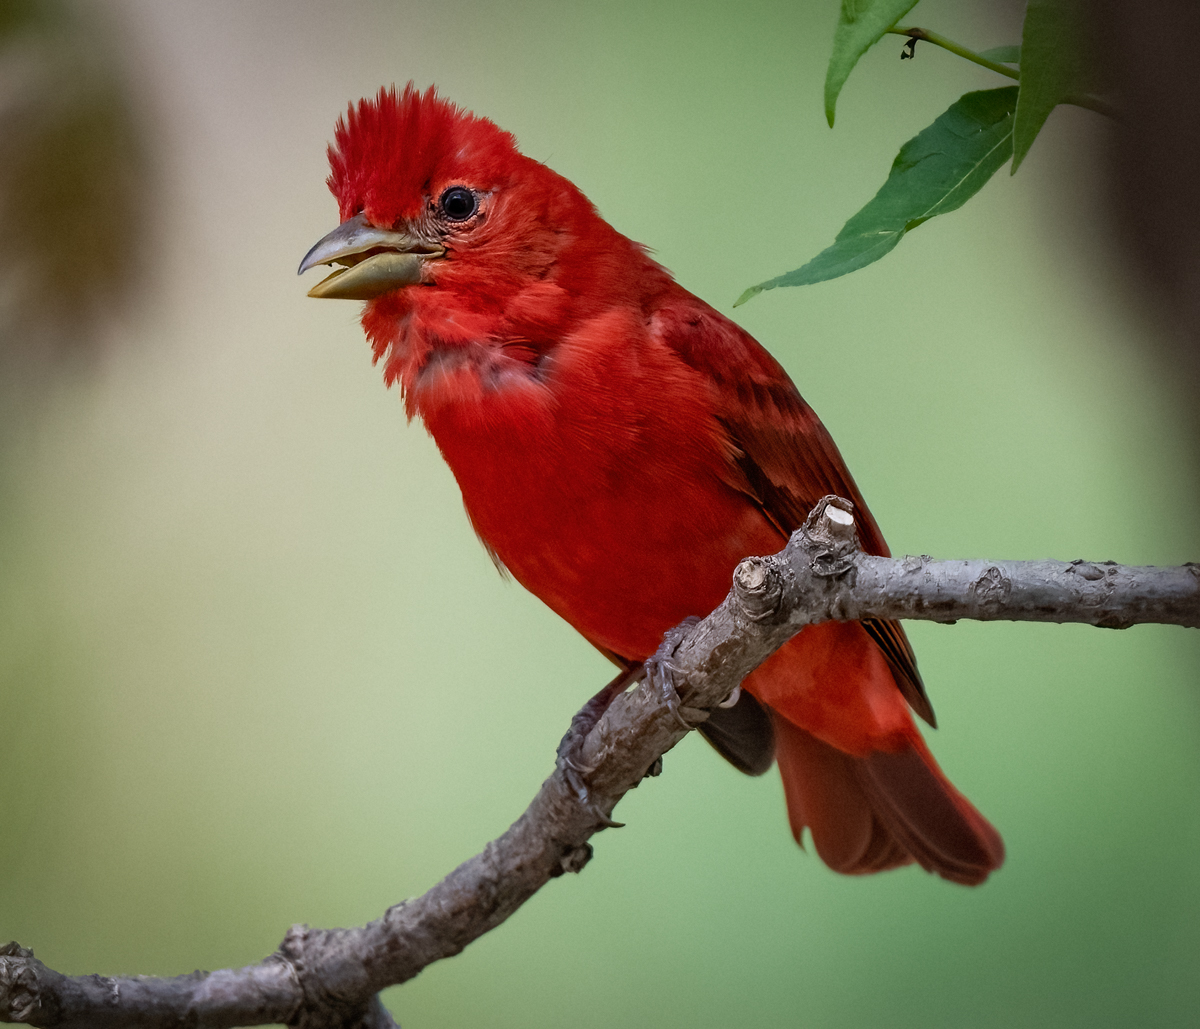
327, 83, 521, 227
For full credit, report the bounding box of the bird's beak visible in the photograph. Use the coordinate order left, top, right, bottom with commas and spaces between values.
298, 213, 445, 299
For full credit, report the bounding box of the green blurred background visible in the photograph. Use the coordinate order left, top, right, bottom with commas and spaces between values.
2, 1, 1198, 1026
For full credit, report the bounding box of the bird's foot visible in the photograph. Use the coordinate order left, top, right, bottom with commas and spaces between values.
556, 664, 643, 828
644, 616, 702, 731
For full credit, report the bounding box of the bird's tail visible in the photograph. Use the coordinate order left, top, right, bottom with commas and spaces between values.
769, 711, 1004, 885
741, 620, 1003, 885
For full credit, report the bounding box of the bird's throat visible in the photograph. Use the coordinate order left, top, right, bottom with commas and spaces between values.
404, 340, 550, 419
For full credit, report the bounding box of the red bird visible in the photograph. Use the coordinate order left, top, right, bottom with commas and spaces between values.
300, 85, 1003, 885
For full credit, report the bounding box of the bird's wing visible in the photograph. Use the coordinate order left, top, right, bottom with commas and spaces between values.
654, 296, 935, 726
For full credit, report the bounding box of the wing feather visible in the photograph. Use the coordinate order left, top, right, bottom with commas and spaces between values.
654, 297, 935, 726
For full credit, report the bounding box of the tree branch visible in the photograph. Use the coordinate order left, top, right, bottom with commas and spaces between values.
3, 497, 1196, 1029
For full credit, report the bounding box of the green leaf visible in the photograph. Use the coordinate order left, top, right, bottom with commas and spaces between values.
824, 0, 919, 127
1012, 0, 1085, 172
977, 45, 1020, 64
736, 87, 1018, 305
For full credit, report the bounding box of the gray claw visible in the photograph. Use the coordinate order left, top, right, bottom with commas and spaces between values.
645, 617, 702, 731
557, 756, 624, 828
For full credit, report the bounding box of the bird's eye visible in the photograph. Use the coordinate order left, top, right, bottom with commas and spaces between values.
439, 187, 477, 222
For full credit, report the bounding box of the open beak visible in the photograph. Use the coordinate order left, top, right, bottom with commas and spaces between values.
298, 213, 444, 299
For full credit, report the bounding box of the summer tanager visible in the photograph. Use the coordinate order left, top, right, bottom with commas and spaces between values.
300, 85, 1003, 885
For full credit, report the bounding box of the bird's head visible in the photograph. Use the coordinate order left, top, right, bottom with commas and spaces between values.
298, 84, 597, 302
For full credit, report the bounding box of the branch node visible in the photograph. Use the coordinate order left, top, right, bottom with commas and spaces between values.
277, 925, 376, 1029
280, 923, 310, 964
969, 565, 1012, 609
552, 843, 593, 877
799, 495, 860, 576
0, 944, 41, 1025
733, 557, 783, 621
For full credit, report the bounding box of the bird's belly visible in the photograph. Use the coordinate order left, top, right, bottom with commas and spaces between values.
485, 481, 781, 659
408, 310, 788, 660
415, 368, 782, 659
480, 476, 783, 660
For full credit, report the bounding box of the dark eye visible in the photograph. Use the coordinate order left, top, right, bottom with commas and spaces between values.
439, 186, 477, 221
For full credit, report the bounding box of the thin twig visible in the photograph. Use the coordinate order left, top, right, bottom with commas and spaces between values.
887, 26, 1021, 80
886, 26, 1119, 121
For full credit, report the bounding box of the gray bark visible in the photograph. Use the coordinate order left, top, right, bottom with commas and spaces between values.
2, 496, 1196, 1029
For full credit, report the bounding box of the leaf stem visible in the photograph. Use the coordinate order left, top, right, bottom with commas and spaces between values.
888, 26, 1020, 81
888, 26, 1118, 120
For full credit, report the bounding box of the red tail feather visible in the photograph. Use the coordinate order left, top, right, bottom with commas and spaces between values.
771, 712, 1004, 885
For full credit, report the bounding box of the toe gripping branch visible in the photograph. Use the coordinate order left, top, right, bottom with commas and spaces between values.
552, 497, 857, 833
643, 616, 705, 731
555, 613, 714, 829
556, 663, 644, 828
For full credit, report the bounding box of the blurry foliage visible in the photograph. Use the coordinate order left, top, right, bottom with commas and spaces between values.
737, 85, 1019, 299
738, 0, 1106, 305
1088, 0, 1200, 444
0, 0, 149, 366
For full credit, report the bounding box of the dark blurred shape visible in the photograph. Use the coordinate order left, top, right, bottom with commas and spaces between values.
0, 0, 150, 365
1086, 0, 1200, 447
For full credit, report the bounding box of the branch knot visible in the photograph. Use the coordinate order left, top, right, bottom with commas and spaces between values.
277, 926, 379, 1029
552, 843, 593, 876
799, 495, 860, 577
733, 557, 783, 621
970, 565, 1012, 609
1067, 560, 1107, 581
0, 944, 40, 1025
